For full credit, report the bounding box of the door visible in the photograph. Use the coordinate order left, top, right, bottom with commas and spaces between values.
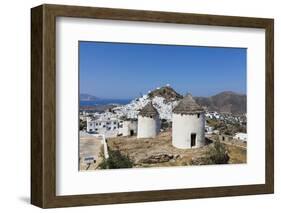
191, 133, 196, 147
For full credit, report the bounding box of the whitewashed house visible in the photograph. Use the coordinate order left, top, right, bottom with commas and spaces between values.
172, 94, 205, 149
86, 114, 137, 138
205, 111, 221, 119
80, 111, 91, 122
118, 119, 138, 136
137, 102, 160, 138
205, 124, 214, 134
86, 116, 119, 137
234, 132, 247, 142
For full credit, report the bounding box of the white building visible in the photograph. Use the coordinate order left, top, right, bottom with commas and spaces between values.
86, 114, 137, 138
205, 124, 214, 134
137, 102, 160, 138
172, 94, 205, 149
118, 119, 138, 136
80, 111, 91, 121
205, 111, 220, 119
86, 116, 119, 137
234, 132, 247, 142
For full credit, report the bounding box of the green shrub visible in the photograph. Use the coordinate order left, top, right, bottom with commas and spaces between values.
205, 141, 230, 164
79, 119, 86, 130
191, 137, 229, 165
98, 149, 133, 169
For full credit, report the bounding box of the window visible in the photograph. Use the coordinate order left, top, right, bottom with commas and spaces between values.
197, 113, 200, 118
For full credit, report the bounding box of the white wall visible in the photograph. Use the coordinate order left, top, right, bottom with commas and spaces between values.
120, 120, 137, 136
0, 0, 280, 212
137, 115, 160, 138
172, 113, 205, 148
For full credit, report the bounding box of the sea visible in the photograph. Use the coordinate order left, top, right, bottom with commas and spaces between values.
80, 99, 132, 107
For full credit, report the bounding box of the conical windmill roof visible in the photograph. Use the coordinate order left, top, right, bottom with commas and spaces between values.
173, 93, 204, 114
139, 102, 159, 117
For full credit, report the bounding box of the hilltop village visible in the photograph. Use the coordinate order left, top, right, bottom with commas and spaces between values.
79, 86, 247, 170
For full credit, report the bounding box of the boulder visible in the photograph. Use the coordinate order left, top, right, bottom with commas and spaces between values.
140, 153, 174, 164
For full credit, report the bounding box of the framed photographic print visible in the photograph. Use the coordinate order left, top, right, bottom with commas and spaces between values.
31, 4, 274, 208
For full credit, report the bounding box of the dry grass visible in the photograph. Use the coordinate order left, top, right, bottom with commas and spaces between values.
227, 145, 247, 164
107, 131, 246, 168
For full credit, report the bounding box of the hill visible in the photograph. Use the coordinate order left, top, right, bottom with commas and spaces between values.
112, 87, 246, 120
113, 86, 181, 120
194, 91, 246, 114
80, 93, 98, 101
148, 86, 183, 101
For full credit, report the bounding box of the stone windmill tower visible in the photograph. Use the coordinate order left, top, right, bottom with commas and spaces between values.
172, 94, 205, 149
137, 102, 160, 138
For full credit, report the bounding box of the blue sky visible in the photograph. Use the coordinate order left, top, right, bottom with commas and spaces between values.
79, 41, 246, 99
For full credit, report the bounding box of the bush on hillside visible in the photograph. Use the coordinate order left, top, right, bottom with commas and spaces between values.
98, 149, 133, 169
191, 137, 229, 165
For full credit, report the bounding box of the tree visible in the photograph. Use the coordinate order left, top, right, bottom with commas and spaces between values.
79, 119, 86, 130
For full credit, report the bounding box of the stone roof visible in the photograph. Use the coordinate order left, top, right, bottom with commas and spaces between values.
173, 94, 204, 114
139, 102, 159, 117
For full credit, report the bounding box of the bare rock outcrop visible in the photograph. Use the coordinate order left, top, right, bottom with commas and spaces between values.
139, 153, 174, 164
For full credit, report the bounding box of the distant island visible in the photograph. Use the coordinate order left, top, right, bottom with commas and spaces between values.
80, 93, 98, 101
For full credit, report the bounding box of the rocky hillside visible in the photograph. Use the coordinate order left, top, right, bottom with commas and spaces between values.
112, 87, 246, 120
194, 91, 246, 115
147, 86, 183, 101
113, 86, 180, 120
